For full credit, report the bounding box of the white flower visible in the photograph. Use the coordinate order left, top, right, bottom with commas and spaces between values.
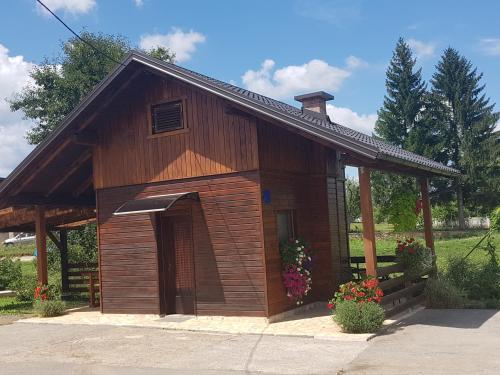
308, 257, 311, 261
295, 240, 299, 244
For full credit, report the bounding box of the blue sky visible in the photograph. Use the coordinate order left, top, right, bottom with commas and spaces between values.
1, 0, 500, 177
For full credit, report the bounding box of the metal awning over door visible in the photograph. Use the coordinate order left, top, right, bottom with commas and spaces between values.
113, 192, 199, 216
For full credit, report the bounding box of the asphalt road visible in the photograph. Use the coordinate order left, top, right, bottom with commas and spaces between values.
0, 309, 499, 374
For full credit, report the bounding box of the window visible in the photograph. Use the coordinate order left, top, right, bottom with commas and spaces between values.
277, 210, 296, 243
151, 100, 184, 134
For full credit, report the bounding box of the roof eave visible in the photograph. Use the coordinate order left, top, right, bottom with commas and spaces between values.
0, 54, 137, 198
377, 152, 461, 178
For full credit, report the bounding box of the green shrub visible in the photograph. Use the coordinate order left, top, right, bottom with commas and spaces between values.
425, 277, 465, 308
12, 274, 37, 302
490, 207, 500, 231
395, 238, 433, 278
387, 193, 418, 232
445, 257, 500, 301
0, 258, 22, 290
334, 301, 385, 333
33, 299, 66, 317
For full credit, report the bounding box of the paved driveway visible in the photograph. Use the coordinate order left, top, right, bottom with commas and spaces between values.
0, 309, 499, 374
343, 309, 500, 374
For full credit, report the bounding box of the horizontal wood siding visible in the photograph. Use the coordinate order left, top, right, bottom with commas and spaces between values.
93, 75, 258, 190
97, 172, 267, 316
258, 121, 333, 316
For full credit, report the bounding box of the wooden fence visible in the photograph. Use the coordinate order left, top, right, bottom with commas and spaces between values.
64, 262, 100, 307
350, 256, 433, 317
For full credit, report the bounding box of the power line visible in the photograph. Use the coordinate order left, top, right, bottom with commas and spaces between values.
36, 0, 126, 67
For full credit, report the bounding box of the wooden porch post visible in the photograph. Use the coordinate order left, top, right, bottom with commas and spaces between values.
60, 230, 70, 297
358, 167, 377, 277
35, 205, 48, 285
419, 177, 435, 254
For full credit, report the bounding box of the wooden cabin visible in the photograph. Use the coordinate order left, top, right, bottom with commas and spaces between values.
0, 52, 459, 318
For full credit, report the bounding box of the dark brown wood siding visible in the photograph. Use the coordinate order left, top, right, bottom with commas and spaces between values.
93, 75, 259, 190
257, 121, 349, 316
97, 172, 267, 316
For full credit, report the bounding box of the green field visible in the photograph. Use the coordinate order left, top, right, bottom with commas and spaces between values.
0, 243, 36, 258
0, 297, 33, 315
349, 232, 499, 270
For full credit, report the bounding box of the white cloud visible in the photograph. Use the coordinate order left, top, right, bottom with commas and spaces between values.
37, 0, 96, 15
407, 38, 436, 59
0, 45, 35, 177
133, 0, 144, 7
326, 104, 377, 135
480, 38, 500, 56
139, 28, 206, 62
241, 56, 365, 99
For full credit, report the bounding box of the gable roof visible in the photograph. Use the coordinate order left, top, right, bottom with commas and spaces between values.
0, 51, 458, 202
133, 52, 458, 176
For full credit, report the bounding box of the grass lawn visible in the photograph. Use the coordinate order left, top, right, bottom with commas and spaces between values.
0, 297, 33, 315
0, 243, 36, 258
349, 232, 500, 270
350, 222, 394, 232
0, 296, 88, 316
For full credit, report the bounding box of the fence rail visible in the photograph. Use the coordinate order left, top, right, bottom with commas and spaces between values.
65, 262, 100, 307
349, 256, 433, 317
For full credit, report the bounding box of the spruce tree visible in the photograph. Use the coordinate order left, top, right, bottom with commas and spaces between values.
375, 37, 427, 148
372, 38, 427, 230
431, 48, 499, 224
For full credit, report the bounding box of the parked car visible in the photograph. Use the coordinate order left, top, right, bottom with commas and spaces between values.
3, 233, 36, 246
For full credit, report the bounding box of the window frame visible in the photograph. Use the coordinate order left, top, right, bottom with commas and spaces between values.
276, 209, 297, 244
147, 96, 189, 139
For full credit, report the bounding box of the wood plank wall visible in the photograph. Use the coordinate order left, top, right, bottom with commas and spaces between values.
97, 172, 267, 316
93, 74, 258, 190
257, 122, 334, 316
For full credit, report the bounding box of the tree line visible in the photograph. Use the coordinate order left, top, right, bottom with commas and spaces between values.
359, 38, 498, 230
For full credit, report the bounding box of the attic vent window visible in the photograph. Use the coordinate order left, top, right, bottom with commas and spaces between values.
151, 100, 184, 134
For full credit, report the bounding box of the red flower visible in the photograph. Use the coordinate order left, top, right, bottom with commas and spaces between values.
327, 303, 334, 309
344, 295, 353, 301
376, 289, 384, 297
357, 291, 366, 297
364, 278, 379, 289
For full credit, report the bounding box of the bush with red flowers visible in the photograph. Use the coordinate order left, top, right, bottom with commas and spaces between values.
395, 238, 433, 277
33, 284, 66, 317
34, 284, 50, 302
327, 277, 384, 310
280, 239, 313, 305
327, 277, 385, 333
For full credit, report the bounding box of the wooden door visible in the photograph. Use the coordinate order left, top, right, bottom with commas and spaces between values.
158, 214, 196, 315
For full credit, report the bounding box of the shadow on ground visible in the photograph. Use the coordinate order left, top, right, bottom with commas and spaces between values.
381, 308, 499, 337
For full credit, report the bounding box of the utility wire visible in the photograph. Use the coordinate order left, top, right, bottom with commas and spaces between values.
36, 0, 126, 67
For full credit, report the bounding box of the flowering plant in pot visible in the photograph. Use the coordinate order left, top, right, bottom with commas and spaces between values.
280, 239, 312, 305
327, 277, 385, 333
395, 238, 433, 277
327, 277, 384, 309
33, 284, 65, 318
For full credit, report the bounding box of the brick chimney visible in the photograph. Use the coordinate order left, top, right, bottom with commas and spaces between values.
294, 91, 334, 115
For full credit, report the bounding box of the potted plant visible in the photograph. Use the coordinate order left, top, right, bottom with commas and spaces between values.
280, 239, 313, 305
328, 277, 385, 333
395, 238, 433, 278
